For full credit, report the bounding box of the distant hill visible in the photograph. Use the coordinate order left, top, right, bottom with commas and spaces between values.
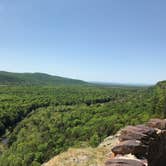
0, 71, 87, 86
90, 81, 152, 87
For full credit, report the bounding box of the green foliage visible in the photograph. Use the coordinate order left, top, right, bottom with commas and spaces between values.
152, 81, 166, 117
90, 133, 100, 147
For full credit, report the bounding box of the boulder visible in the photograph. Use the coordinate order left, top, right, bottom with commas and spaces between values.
119, 125, 156, 143
112, 140, 147, 156
105, 159, 146, 166
147, 119, 166, 130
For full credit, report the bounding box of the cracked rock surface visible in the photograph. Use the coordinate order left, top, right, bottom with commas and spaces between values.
105, 119, 166, 166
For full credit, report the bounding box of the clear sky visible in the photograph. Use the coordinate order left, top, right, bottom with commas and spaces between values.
0, 0, 165, 84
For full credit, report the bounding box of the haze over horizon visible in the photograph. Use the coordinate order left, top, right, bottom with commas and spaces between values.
0, 0, 166, 84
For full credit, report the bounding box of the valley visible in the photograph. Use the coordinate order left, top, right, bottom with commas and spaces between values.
0, 72, 165, 166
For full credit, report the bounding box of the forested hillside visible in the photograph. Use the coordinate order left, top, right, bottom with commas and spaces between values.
0, 71, 86, 85
0, 80, 165, 166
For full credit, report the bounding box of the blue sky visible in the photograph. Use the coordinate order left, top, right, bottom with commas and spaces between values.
0, 0, 166, 84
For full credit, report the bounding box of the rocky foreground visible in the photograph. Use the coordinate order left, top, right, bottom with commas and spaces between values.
43, 119, 166, 166
106, 118, 166, 166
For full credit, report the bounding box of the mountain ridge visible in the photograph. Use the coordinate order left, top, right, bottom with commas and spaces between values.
0, 71, 87, 86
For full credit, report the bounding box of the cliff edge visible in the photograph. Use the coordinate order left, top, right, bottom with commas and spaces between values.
42, 119, 166, 166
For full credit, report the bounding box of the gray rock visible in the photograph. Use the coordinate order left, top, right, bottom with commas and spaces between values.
105, 159, 146, 166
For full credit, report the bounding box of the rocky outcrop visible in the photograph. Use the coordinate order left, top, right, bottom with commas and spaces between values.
105, 119, 166, 166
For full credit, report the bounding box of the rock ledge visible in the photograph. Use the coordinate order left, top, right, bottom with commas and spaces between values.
105, 119, 166, 166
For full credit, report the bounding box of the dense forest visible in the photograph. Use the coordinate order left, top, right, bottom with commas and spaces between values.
0, 73, 165, 166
